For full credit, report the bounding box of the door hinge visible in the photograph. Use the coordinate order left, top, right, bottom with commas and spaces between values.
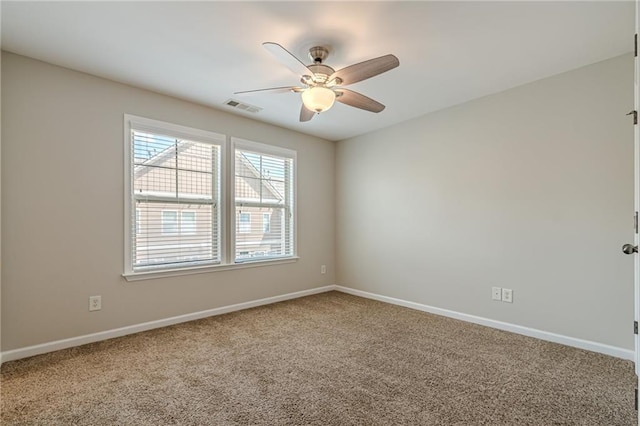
635, 388, 638, 410
635, 34, 638, 57
628, 110, 638, 125
634, 212, 637, 234
634, 321, 638, 334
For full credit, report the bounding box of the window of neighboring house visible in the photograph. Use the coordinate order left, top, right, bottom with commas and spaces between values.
233, 138, 296, 262
161, 211, 197, 235
181, 211, 197, 235
238, 212, 251, 233
125, 115, 223, 274
263, 213, 271, 233
162, 210, 179, 234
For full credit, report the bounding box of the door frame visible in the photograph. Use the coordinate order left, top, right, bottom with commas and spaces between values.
635, 2, 639, 422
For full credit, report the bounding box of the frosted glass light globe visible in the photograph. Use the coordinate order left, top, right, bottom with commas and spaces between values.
301, 86, 336, 113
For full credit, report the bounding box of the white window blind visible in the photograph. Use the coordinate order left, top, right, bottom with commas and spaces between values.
129, 127, 221, 271
234, 143, 295, 262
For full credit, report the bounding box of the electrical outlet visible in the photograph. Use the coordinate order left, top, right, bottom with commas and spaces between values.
89, 295, 102, 311
502, 288, 513, 303
321, 265, 326, 274
492, 287, 502, 301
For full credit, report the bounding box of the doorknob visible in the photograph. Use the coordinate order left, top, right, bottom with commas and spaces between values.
622, 243, 638, 254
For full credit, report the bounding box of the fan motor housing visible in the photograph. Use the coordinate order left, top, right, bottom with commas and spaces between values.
308, 64, 335, 81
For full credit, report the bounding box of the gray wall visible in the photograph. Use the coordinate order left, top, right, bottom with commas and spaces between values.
2, 50, 635, 354
336, 54, 634, 349
1, 52, 336, 351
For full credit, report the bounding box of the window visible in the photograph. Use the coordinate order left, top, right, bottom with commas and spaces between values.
233, 139, 295, 262
181, 211, 197, 235
161, 211, 197, 235
124, 116, 297, 279
162, 210, 178, 234
124, 115, 223, 273
238, 212, 251, 233
263, 213, 271, 233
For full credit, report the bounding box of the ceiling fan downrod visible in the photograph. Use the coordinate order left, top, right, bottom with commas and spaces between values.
308, 46, 329, 64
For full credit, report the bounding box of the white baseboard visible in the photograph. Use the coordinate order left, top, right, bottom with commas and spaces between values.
334, 286, 635, 361
0, 285, 336, 364
2, 284, 633, 364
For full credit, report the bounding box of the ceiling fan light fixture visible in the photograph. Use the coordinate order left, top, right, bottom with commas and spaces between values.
244, 42, 399, 122
301, 86, 336, 113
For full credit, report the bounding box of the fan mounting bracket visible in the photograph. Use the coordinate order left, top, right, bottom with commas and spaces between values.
308, 46, 330, 64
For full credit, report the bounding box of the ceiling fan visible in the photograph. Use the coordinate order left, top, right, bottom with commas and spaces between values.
235, 42, 400, 122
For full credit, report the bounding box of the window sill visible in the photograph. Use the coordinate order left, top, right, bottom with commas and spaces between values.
123, 257, 300, 282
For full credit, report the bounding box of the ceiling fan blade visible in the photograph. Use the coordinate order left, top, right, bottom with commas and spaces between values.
263, 42, 314, 77
330, 54, 399, 86
335, 89, 385, 113
234, 86, 303, 95
300, 104, 315, 122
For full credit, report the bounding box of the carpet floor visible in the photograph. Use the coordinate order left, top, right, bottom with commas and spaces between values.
1, 291, 636, 425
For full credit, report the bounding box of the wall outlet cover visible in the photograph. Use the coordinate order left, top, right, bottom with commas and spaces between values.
492, 287, 502, 301
89, 295, 102, 311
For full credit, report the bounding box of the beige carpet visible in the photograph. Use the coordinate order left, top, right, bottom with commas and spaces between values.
1, 291, 636, 425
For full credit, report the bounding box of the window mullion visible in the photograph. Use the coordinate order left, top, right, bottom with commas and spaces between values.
174, 140, 179, 199
212, 145, 218, 262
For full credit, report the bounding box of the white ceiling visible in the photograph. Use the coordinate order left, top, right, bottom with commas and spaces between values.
1, 1, 634, 141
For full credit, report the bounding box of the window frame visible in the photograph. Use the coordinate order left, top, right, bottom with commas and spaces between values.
231, 137, 297, 264
123, 114, 226, 278
123, 116, 298, 281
